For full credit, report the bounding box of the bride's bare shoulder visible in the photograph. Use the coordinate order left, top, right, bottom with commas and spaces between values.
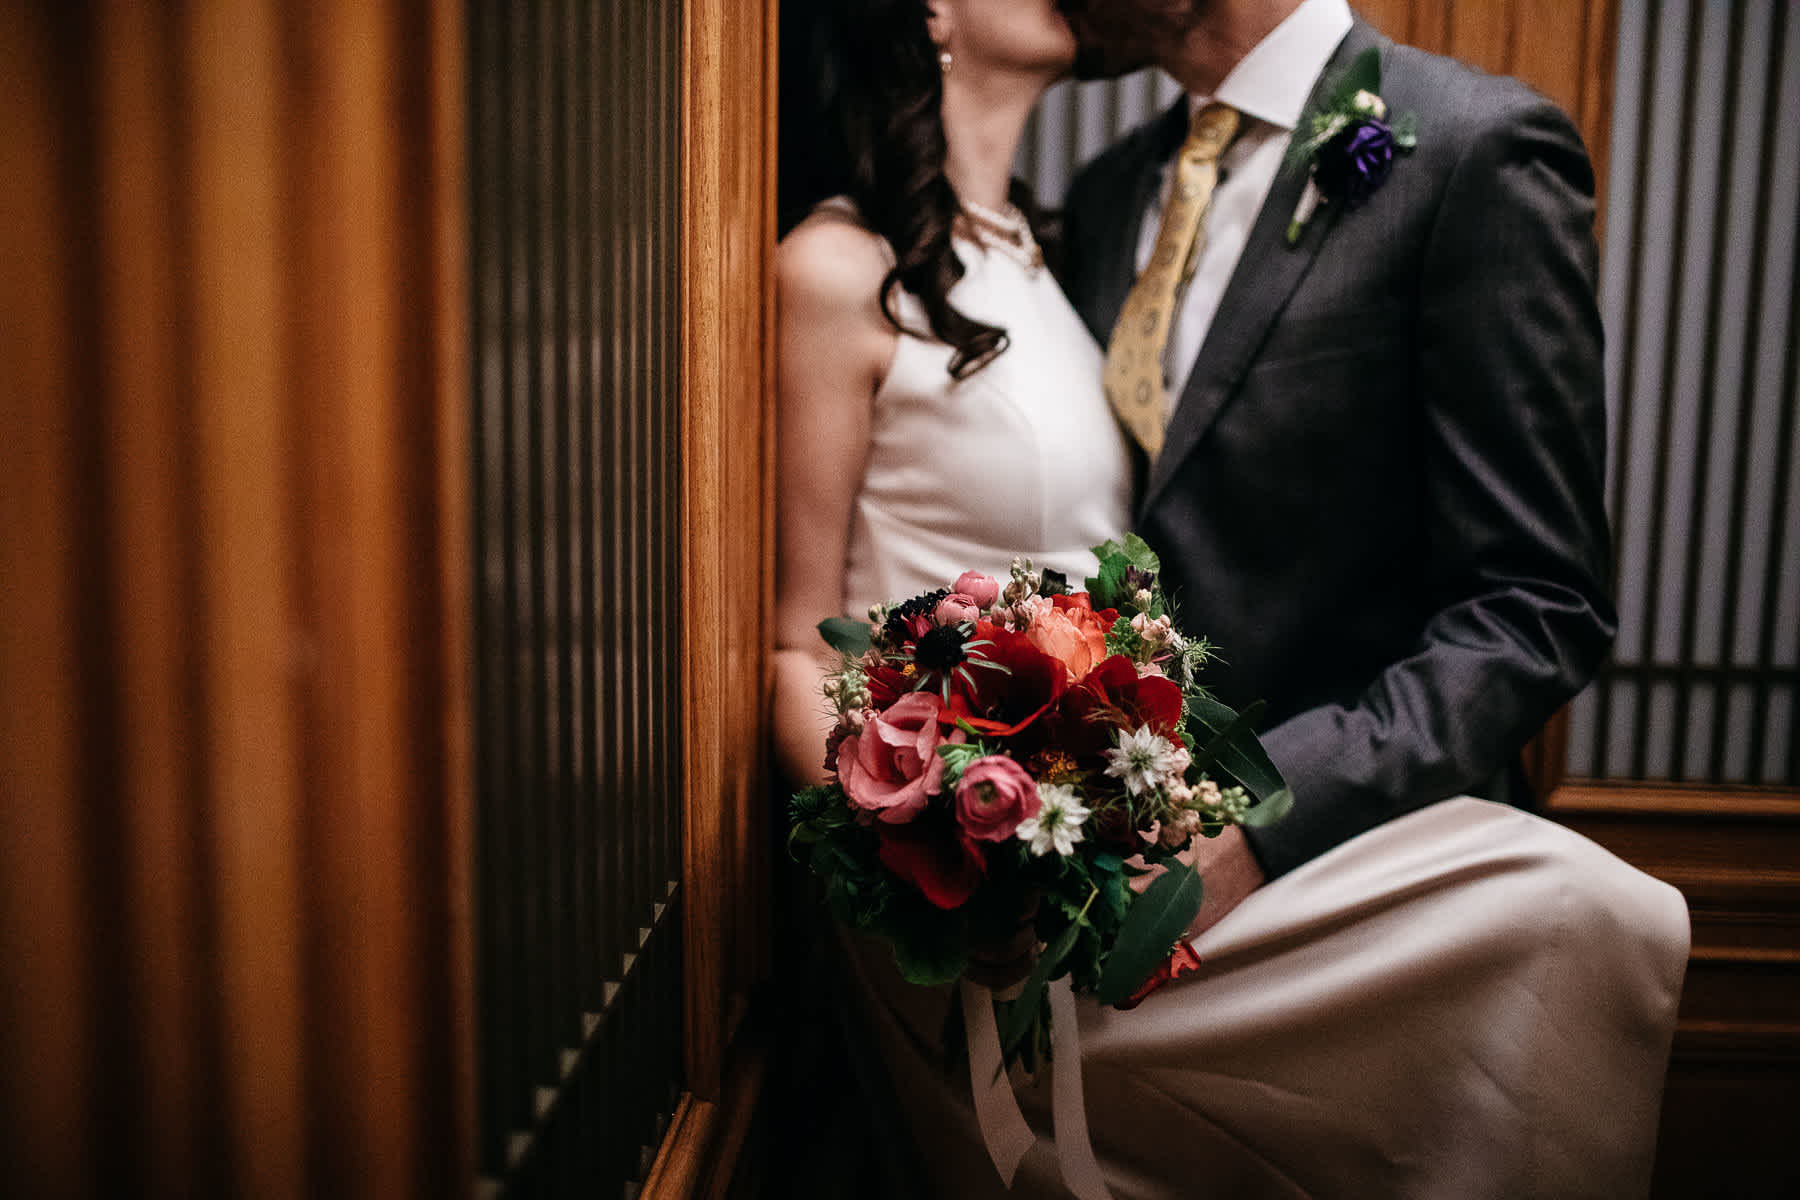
777, 204, 891, 313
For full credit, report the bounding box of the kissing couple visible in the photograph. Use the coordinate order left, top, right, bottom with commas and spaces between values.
772, 1, 1690, 1196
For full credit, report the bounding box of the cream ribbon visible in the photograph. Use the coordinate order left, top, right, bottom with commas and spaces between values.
961, 976, 1115, 1199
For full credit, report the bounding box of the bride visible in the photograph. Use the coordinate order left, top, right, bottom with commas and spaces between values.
773, 0, 1132, 1188
773, 0, 1130, 784
772, 2, 1688, 1197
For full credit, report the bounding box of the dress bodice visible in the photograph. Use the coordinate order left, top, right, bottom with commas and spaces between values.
839, 211, 1133, 614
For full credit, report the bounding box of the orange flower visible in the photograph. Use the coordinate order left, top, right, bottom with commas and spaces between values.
1025, 593, 1116, 683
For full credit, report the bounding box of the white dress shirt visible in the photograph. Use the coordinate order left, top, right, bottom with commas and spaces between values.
1135, 0, 1353, 401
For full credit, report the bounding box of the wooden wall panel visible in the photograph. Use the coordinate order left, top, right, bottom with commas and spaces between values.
642, 0, 778, 1191
680, 0, 777, 1105
0, 11, 96, 1194
0, 2, 472, 1196
1355, 0, 1620, 230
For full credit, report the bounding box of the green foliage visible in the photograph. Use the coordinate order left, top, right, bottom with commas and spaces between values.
1097, 862, 1204, 1007
1105, 615, 1141, 659
1243, 786, 1295, 829
818, 615, 872, 656
888, 896, 969, 986
936, 739, 989, 789
1186, 692, 1285, 803
1000, 888, 1093, 1061
1085, 533, 1161, 611
1326, 46, 1383, 111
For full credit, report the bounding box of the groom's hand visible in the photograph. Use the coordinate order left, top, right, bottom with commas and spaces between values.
1127, 825, 1266, 940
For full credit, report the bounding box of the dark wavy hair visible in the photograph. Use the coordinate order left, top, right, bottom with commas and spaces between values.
780, 0, 1044, 379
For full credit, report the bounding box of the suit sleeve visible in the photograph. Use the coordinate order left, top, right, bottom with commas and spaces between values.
1243, 93, 1617, 877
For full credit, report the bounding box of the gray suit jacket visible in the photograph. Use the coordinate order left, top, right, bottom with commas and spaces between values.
1060, 21, 1616, 876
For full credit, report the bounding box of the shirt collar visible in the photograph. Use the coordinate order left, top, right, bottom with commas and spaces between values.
1189, 0, 1354, 132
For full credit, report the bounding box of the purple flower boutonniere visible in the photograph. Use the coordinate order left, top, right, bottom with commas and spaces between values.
1286, 48, 1417, 246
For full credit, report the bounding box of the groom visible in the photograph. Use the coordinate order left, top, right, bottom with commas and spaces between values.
1056, 0, 1615, 931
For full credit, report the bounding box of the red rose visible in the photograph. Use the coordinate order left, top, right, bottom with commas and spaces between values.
878, 825, 986, 910
954, 755, 1041, 842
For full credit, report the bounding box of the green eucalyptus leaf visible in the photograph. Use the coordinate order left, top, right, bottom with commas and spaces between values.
890, 915, 968, 987
818, 616, 872, 656
1096, 863, 1203, 1008
1186, 693, 1287, 802
998, 913, 1086, 1062
1242, 786, 1295, 829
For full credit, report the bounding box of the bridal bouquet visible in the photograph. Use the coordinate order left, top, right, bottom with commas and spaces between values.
789, 536, 1291, 1065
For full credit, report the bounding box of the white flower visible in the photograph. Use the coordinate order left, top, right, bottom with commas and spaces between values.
1104, 725, 1187, 797
1351, 89, 1387, 119
1016, 783, 1091, 857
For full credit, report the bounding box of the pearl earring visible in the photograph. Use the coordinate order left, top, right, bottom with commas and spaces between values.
939, 49, 953, 75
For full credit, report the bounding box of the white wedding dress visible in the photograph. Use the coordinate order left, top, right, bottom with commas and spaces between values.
831, 201, 1134, 612
815, 201, 1690, 1200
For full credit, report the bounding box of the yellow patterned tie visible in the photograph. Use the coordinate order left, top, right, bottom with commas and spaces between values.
1104, 102, 1240, 459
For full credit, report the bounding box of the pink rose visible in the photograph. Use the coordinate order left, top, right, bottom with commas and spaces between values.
934, 593, 981, 626
954, 570, 1001, 609
954, 755, 1042, 842
838, 691, 953, 823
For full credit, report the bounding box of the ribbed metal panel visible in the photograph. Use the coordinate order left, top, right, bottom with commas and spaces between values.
469, 0, 685, 1193
1566, 0, 1799, 784
1017, 70, 1184, 207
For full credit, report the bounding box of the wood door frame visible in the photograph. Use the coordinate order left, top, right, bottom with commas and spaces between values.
651, 0, 780, 1191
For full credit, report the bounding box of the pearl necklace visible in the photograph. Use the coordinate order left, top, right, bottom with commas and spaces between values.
959, 197, 1044, 274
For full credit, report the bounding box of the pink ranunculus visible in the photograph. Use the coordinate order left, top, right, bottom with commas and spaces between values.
954, 571, 1001, 610
934, 593, 981, 627
837, 691, 953, 823
954, 755, 1042, 842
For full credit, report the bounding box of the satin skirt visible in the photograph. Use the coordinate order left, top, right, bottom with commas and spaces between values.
841, 798, 1691, 1199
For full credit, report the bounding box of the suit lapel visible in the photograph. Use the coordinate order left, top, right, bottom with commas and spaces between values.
1138, 21, 1386, 519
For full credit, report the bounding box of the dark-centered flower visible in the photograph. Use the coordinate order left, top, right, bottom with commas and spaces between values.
1314, 119, 1396, 208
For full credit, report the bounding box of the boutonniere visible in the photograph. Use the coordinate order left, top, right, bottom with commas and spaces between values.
1285, 47, 1417, 246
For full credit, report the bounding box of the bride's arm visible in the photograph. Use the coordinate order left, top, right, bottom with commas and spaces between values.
771, 218, 897, 787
